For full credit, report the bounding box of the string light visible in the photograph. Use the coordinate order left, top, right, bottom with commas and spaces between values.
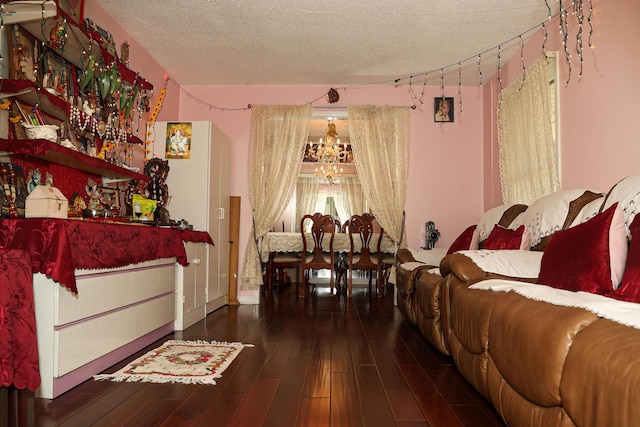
575, 0, 584, 78
542, 22, 548, 57
559, 0, 572, 85
477, 54, 483, 86
587, 0, 594, 48
408, 73, 428, 104
440, 68, 445, 99
458, 62, 463, 115
518, 35, 526, 91
497, 44, 503, 111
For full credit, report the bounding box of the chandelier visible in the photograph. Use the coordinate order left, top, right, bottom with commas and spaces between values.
307, 119, 350, 185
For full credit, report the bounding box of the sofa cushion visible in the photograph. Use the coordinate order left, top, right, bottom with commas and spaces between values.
447, 225, 479, 255
477, 204, 526, 243
512, 189, 593, 250
601, 173, 640, 238
483, 225, 529, 250
537, 203, 627, 294
611, 214, 640, 302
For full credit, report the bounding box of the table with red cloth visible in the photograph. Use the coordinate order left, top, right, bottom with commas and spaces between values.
0, 218, 214, 294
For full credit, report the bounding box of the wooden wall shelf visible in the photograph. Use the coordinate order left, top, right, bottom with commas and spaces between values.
0, 138, 148, 182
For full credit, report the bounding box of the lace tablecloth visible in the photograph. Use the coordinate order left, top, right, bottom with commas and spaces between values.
261, 232, 396, 258
0, 218, 213, 294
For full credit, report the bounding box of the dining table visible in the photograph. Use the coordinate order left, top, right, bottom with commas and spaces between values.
261, 231, 396, 259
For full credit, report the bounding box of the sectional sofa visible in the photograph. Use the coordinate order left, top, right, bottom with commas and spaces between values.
395, 175, 640, 426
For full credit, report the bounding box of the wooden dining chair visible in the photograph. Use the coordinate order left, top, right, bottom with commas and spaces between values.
264, 251, 300, 294
300, 213, 336, 296
346, 213, 384, 297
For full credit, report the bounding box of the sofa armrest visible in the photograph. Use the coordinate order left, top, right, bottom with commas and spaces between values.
441, 250, 544, 283
396, 248, 417, 264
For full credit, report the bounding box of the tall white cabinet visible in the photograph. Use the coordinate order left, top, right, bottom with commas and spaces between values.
157, 121, 230, 329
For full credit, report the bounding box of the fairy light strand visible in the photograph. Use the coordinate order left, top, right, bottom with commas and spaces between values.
575, 0, 584, 78
458, 62, 463, 114
497, 44, 503, 111
518, 35, 526, 91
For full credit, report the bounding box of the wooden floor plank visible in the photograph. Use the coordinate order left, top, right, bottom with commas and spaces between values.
33, 283, 504, 426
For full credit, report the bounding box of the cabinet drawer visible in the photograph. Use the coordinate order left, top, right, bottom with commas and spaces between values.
56, 263, 175, 325
55, 293, 175, 377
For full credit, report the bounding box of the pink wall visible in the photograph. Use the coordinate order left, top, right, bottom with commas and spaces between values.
177, 86, 485, 294
484, 0, 640, 198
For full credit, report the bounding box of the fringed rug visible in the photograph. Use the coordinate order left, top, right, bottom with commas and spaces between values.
94, 340, 252, 385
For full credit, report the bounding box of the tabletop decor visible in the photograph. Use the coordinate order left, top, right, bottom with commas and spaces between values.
93, 340, 252, 385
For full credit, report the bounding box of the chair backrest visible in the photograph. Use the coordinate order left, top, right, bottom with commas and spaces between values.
347, 213, 383, 268
300, 213, 336, 268
334, 217, 342, 233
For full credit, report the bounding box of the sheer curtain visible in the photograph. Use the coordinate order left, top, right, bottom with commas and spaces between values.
497, 55, 559, 204
241, 105, 313, 290
336, 175, 364, 222
295, 176, 320, 231
347, 105, 410, 249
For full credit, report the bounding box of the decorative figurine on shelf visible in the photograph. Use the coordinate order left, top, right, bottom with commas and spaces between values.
124, 158, 171, 223
85, 178, 104, 210
423, 221, 441, 250
68, 193, 87, 217
27, 168, 42, 193
44, 172, 54, 187
48, 18, 67, 50
120, 41, 130, 67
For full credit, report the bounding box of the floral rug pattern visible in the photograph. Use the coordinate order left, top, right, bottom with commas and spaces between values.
94, 340, 252, 385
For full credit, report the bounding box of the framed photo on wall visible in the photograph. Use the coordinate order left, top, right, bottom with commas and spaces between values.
42, 51, 72, 101
100, 187, 120, 210
165, 122, 192, 159
9, 25, 39, 83
434, 97, 454, 123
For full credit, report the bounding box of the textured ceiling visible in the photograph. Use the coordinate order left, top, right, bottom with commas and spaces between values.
96, 0, 554, 87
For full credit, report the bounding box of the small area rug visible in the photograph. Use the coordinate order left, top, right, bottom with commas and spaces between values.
94, 340, 252, 385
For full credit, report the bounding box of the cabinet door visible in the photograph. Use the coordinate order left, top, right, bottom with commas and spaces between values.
207, 124, 230, 305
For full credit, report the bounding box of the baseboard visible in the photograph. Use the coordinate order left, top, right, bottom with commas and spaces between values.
238, 290, 260, 305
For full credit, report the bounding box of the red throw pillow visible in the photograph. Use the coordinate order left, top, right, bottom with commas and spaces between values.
447, 225, 478, 255
483, 224, 527, 250
537, 203, 626, 294
611, 214, 640, 302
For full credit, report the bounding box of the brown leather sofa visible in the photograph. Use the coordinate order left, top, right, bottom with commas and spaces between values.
395, 177, 640, 426
395, 190, 602, 356
395, 202, 528, 354
443, 256, 640, 427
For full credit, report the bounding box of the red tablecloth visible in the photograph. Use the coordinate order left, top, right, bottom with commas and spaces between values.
0, 219, 213, 294
0, 249, 40, 391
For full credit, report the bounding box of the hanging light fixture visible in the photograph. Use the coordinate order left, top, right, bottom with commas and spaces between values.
307, 118, 350, 185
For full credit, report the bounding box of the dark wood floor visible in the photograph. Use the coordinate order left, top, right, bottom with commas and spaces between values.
34, 283, 506, 427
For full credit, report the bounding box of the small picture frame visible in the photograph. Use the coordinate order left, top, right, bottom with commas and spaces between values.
165, 122, 192, 159
41, 51, 72, 101
9, 25, 39, 83
100, 187, 120, 210
434, 97, 454, 123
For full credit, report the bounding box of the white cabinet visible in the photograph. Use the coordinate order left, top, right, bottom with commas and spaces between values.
157, 121, 230, 327
175, 241, 207, 330
33, 259, 177, 399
